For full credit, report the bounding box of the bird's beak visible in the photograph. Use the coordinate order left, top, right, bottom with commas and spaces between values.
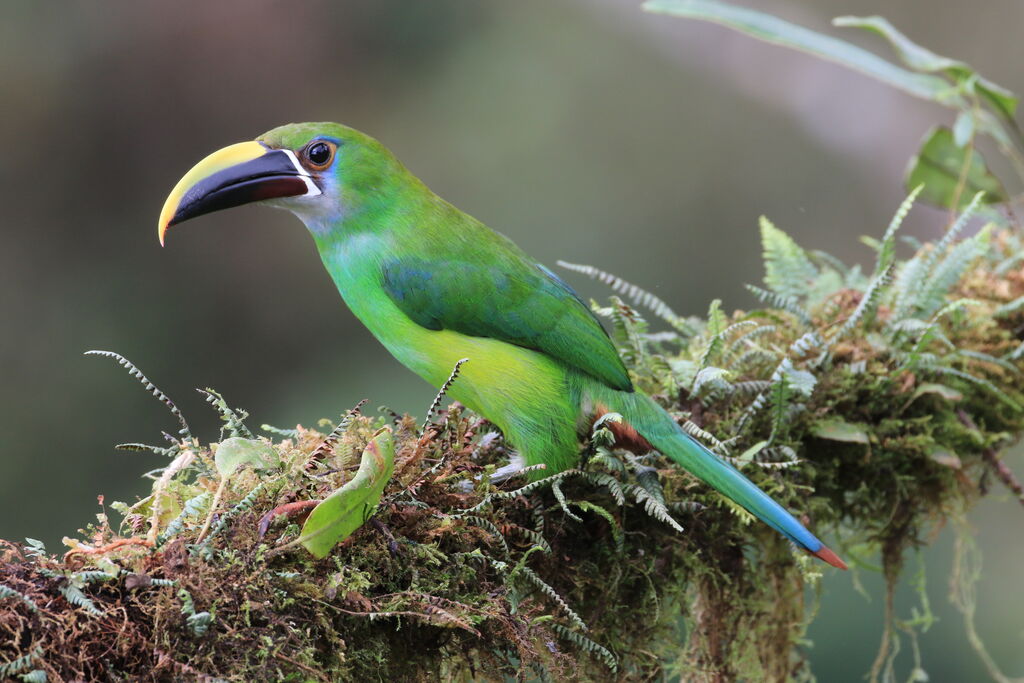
158, 141, 320, 246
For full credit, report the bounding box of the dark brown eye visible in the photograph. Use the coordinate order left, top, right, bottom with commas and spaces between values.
306, 142, 332, 166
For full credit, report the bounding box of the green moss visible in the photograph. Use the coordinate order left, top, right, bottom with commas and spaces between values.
2, 200, 1024, 681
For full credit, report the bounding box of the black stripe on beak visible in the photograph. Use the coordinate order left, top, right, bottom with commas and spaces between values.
169, 149, 315, 228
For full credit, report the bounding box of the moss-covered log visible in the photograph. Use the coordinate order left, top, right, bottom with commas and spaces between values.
2, 196, 1024, 682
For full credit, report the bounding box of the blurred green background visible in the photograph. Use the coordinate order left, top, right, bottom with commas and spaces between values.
1, 1, 1021, 679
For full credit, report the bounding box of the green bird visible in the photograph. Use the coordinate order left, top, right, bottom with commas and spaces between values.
158, 122, 846, 569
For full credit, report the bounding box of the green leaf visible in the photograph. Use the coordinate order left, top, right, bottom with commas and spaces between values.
643, 0, 953, 103
833, 15, 1018, 121
811, 419, 870, 444
214, 437, 279, 478
904, 127, 1006, 209
736, 440, 769, 464
952, 111, 975, 148
299, 429, 395, 559
910, 383, 964, 403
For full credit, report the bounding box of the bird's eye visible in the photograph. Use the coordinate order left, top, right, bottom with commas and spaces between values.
305, 141, 333, 167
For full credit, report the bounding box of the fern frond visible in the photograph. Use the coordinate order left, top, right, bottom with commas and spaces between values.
59, 582, 103, 616
199, 481, 267, 550
462, 515, 510, 557
115, 442, 178, 456
916, 229, 991, 319
0, 645, 43, 678
929, 366, 1021, 412
691, 366, 732, 397
197, 388, 253, 439
760, 216, 818, 300
625, 483, 684, 533
551, 624, 617, 673
72, 570, 116, 585
157, 491, 211, 547
517, 567, 586, 632
681, 420, 729, 454
260, 424, 300, 438
308, 399, 368, 467
551, 479, 583, 523
0, 582, 37, 612
572, 500, 625, 553
957, 349, 1023, 376
832, 265, 893, 341
86, 350, 192, 442
893, 192, 984, 319
875, 185, 923, 275
723, 324, 776, 364
745, 285, 813, 327
556, 260, 694, 333
422, 358, 469, 432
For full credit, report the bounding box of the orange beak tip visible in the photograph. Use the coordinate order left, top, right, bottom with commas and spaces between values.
809, 545, 848, 570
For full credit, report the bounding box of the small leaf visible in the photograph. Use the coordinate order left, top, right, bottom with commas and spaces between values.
736, 440, 769, 465
952, 111, 975, 148
811, 419, 869, 444
299, 429, 396, 558
905, 127, 1006, 209
928, 447, 962, 469
214, 437, 279, 478
910, 383, 963, 403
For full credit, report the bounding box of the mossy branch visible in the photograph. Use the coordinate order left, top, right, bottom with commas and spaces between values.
5, 190, 1024, 681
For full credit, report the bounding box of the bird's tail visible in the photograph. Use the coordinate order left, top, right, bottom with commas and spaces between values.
608, 390, 847, 569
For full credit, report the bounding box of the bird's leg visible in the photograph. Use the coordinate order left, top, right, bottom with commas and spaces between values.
257, 499, 322, 538
591, 403, 652, 454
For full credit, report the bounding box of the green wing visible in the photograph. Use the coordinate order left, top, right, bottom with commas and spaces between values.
381, 256, 633, 392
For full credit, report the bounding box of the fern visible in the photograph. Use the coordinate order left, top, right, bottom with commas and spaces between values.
0, 582, 37, 612
308, 399, 368, 466
0, 645, 43, 679
832, 265, 893, 341
462, 515, 511, 557
260, 424, 300, 438
551, 624, 617, 673
86, 350, 192, 442
198, 388, 253, 439
874, 185, 924, 276
59, 581, 103, 616
745, 284, 813, 327
157, 491, 211, 547
760, 216, 818, 301
516, 566, 587, 631
681, 419, 729, 454
550, 478, 584, 523
594, 296, 649, 367
178, 588, 214, 637
892, 192, 985, 319
422, 358, 469, 432
572, 500, 625, 553
556, 260, 696, 334
114, 442, 178, 457
625, 483, 684, 533
196, 481, 268, 552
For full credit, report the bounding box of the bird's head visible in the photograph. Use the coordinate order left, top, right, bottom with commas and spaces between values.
158, 122, 404, 244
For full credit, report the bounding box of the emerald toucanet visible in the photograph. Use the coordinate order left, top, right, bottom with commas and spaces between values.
158, 122, 846, 569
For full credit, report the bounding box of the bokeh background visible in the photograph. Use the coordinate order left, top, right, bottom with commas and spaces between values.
2, 1, 1022, 679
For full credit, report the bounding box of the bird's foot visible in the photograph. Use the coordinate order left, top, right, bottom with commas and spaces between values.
258, 499, 322, 538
